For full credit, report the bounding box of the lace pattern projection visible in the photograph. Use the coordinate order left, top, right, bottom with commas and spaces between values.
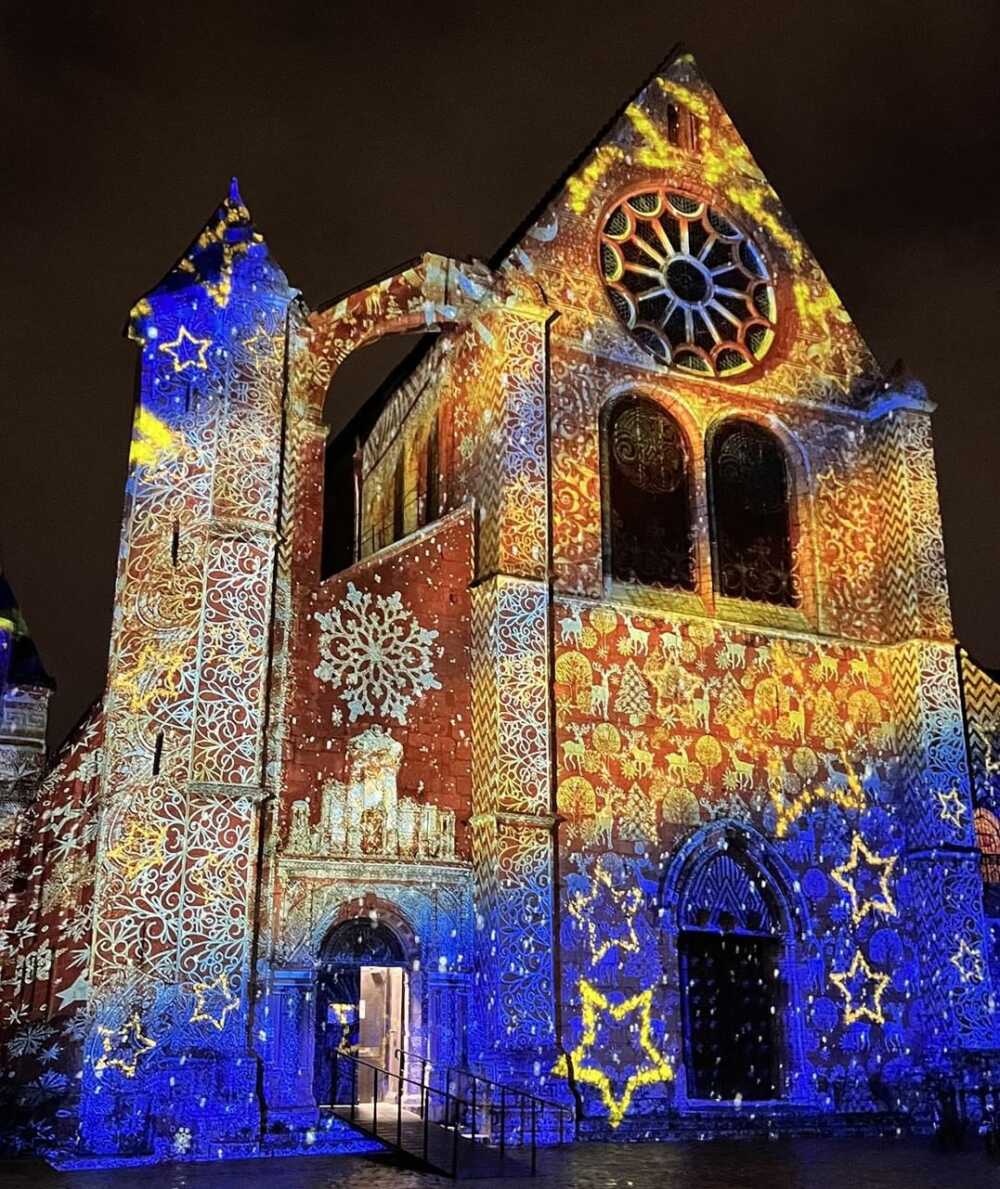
600, 189, 776, 377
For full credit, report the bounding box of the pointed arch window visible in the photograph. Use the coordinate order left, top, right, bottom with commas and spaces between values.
419, 416, 440, 528
391, 450, 405, 543
605, 396, 695, 590
709, 419, 797, 607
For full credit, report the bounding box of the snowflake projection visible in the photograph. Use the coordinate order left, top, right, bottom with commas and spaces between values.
172, 1127, 193, 1156
314, 583, 441, 724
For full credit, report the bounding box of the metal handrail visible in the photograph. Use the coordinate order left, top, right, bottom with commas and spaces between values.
394, 1044, 433, 1089
321, 1046, 556, 1176
443, 1063, 574, 1150
445, 1063, 570, 1114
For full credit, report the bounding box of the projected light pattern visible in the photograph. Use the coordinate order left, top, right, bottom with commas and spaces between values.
0, 48, 996, 1169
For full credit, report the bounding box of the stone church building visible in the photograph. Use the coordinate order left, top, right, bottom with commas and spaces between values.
2, 49, 1000, 1166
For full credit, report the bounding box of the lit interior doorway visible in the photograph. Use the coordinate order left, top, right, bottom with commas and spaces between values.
315, 918, 409, 1107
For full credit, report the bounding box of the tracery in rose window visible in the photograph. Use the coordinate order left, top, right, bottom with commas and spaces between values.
600, 189, 776, 377
606, 396, 695, 590
709, 419, 798, 607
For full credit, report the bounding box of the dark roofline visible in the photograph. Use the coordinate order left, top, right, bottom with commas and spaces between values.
488, 42, 686, 271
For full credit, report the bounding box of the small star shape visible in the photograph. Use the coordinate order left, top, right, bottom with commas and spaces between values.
830, 833, 897, 924
951, 939, 985, 985
190, 972, 239, 1031
830, 949, 890, 1025
242, 325, 279, 357
938, 788, 967, 830
567, 858, 643, 966
94, 1013, 156, 1077
160, 325, 212, 372
553, 978, 673, 1127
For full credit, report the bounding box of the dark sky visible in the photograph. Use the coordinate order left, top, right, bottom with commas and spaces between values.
2, 1, 998, 748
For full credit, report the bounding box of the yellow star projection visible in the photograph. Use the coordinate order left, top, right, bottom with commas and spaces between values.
830, 834, 897, 924
105, 819, 168, 880
94, 1013, 157, 1078
553, 978, 673, 1127
938, 788, 967, 830
950, 939, 985, 985
159, 325, 212, 372
567, 858, 643, 965
830, 949, 890, 1026
242, 326, 279, 357
773, 749, 867, 840
190, 973, 240, 1030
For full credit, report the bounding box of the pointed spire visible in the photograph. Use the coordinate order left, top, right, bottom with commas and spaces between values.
128, 178, 292, 343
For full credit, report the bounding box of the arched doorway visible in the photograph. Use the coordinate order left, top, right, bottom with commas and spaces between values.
314, 917, 409, 1107
669, 828, 796, 1103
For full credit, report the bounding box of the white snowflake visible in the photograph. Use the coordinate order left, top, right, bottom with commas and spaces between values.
313, 583, 441, 724
6, 1022, 57, 1058
172, 1127, 193, 1155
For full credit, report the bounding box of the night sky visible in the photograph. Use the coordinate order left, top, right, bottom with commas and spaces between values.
2, 1, 998, 748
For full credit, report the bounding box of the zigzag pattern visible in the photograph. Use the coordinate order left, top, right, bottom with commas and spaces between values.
871, 417, 918, 640
962, 653, 1000, 813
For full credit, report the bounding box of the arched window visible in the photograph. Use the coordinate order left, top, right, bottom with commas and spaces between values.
419, 416, 440, 529
709, 420, 797, 607
391, 450, 405, 543
606, 396, 695, 590
975, 808, 1000, 885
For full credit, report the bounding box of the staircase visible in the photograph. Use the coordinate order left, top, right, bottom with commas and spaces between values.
321, 1051, 573, 1178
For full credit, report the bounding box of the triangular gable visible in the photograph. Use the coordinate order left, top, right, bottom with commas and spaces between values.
498, 51, 880, 405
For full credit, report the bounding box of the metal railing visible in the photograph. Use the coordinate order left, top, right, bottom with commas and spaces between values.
394, 1045, 433, 1099
321, 1047, 572, 1177
443, 1063, 575, 1151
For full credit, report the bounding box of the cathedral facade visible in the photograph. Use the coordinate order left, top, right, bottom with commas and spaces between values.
3, 51, 1000, 1166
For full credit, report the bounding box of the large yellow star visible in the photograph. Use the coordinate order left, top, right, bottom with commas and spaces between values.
190, 972, 240, 1031
830, 949, 890, 1025
938, 788, 967, 830
159, 325, 212, 372
94, 1012, 156, 1077
830, 834, 897, 925
553, 978, 673, 1127
567, 859, 643, 966
950, 939, 985, 985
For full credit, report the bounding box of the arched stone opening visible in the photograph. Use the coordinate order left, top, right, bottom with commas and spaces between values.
661, 821, 812, 1106
313, 914, 413, 1109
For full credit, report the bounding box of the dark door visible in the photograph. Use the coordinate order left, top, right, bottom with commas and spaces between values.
680, 930, 781, 1101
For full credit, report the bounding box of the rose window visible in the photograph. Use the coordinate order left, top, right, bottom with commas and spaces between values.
600, 189, 776, 377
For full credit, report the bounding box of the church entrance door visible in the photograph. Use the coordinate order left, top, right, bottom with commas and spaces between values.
315, 918, 408, 1107
679, 929, 780, 1101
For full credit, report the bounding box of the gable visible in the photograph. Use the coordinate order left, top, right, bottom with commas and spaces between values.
499, 51, 880, 407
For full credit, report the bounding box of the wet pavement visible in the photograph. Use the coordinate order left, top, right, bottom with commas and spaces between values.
1, 1137, 998, 1189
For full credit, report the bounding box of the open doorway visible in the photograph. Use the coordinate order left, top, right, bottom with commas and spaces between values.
314, 918, 409, 1107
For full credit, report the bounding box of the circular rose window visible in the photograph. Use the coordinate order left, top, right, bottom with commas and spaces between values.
600, 189, 776, 377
